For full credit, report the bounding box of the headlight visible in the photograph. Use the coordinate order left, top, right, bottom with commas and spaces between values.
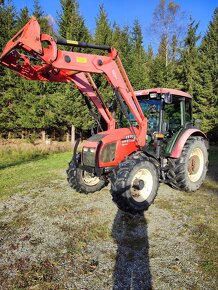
100, 142, 116, 163
82, 147, 96, 167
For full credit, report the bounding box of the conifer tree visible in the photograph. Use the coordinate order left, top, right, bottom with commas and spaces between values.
197, 8, 218, 134
16, 6, 30, 30
94, 4, 112, 46
178, 18, 217, 133
57, 0, 93, 135
0, 0, 16, 51
15, 1, 57, 139
58, 0, 91, 47
179, 19, 201, 99
111, 23, 132, 76
0, 0, 19, 138
92, 4, 114, 109
33, 0, 51, 33
128, 19, 150, 90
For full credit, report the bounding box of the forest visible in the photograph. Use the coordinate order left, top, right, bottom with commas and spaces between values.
0, 0, 217, 142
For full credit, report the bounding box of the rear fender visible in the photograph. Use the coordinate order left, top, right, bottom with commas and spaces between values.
170, 129, 207, 158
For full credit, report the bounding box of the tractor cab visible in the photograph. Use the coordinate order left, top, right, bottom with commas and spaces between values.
134, 88, 193, 158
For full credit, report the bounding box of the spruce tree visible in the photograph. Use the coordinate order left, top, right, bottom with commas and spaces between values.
0, 0, 16, 51
128, 19, 150, 90
94, 4, 112, 46
197, 8, 218, 135
33, 0, 51, 33
111, 23, 132, 76
58, 0, 91, 48
16, 6, 30, 30
0, 0, 19, 138
57, 0, 93, 135
92, 4, 114, 109
179, 18, 202, 121
14, 1, 58, 139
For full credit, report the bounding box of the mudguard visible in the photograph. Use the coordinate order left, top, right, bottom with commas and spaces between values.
170, 128, 208, 158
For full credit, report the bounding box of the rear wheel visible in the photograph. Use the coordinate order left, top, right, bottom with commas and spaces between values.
67, 154, 106, 193
111, 155, 159, 214
171, 137, 208, 191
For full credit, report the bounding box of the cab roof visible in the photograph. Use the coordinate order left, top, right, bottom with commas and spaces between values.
135, 88, 192, 99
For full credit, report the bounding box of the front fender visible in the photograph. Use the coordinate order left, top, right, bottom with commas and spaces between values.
170, 129, 208, 158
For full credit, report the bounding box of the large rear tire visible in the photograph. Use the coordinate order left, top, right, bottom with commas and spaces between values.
111, 154, 159, 215
67, 154, 106, 193
170, 136, 208, 191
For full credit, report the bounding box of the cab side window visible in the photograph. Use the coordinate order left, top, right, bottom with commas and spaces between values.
164, 98, 181, 131
185, 99, 192, 123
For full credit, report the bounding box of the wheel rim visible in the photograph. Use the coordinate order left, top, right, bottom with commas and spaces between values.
130, 168, 153, 202
187, 147, 204, 182
82, 171, 100, 186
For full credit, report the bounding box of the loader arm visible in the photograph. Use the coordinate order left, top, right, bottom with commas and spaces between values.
0, 17, 147, 146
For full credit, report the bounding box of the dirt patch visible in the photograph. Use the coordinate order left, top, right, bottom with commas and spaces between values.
0, 175, 217, 289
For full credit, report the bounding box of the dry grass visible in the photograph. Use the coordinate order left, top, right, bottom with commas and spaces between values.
0, 139, 73, 169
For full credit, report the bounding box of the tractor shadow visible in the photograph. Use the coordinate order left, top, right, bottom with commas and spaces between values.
112, 210, 152, 290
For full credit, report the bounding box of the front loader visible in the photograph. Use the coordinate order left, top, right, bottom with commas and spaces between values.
0, 17, 208, 214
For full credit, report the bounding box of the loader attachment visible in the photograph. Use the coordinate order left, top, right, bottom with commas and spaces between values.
0, 17, 59, 81
0, 17, 42, 61
0, 16, 147, 146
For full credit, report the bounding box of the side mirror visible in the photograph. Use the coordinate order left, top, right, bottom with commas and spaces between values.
163, 93, 172, 104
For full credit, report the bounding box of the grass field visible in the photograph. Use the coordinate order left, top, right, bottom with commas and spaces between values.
0, 141, 73, 199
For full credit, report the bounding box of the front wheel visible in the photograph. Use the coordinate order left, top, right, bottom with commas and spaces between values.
111, 155, 159, 214
67, 154, 106, 193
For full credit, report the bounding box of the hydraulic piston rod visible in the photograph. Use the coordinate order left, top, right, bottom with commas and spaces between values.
55, 38, 112, 52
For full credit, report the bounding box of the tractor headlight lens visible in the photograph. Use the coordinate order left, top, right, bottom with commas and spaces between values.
100, 142, 116, 163
82, 147, 96, 167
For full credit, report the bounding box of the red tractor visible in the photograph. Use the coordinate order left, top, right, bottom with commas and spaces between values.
0, 18, 208, 214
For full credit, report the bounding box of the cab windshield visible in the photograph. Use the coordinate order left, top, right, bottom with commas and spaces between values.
129, 99, 161, 132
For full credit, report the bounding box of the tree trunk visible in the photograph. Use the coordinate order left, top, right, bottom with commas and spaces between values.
66, 132, 70, 142
71, 125, 75, 145
21, 130, 25, 139
41, 130, 46, 143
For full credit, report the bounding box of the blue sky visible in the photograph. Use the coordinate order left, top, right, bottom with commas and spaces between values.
14, 0, 217, 47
